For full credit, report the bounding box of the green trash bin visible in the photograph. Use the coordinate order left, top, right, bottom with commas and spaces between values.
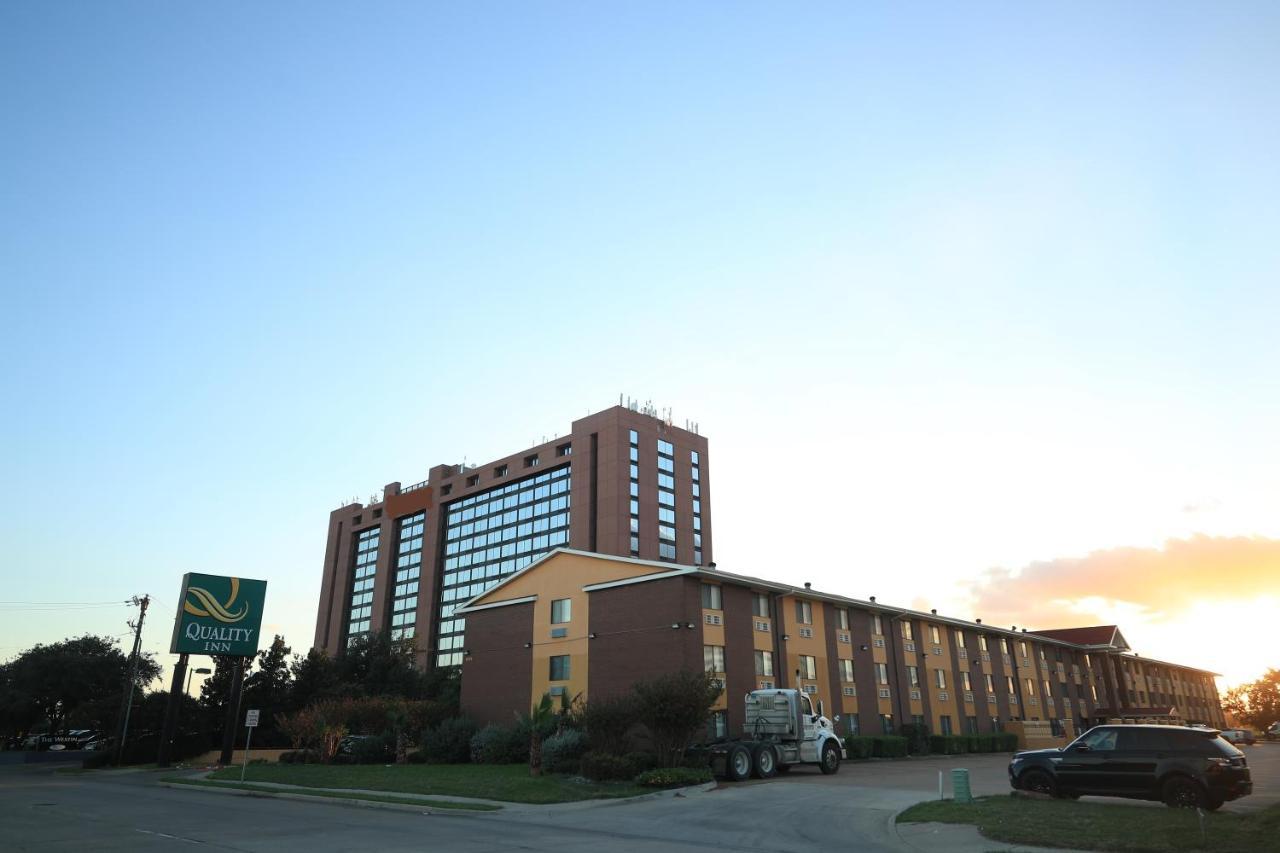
952, 768, 973, 803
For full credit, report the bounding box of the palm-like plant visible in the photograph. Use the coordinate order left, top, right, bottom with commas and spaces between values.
526, 693, 555, 776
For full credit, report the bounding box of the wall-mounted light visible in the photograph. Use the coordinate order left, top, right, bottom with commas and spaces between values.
685, 622, 695, 629
588, 632, 597, 639
859, 644, 869, 651
782, 634, 790, 641
671, 623, 681, 629
524, 642, 532, 649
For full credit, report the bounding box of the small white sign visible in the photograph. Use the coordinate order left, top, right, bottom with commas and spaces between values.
245, 709, 260, 728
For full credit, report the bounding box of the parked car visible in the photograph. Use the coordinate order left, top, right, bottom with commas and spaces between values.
1266, 722, 1280, 742
1220, 729, 1257, 746
1009, 724, 1251, 810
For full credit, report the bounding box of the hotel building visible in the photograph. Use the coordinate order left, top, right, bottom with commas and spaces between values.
456, 549, 1226, 737
312, 405, 711, 668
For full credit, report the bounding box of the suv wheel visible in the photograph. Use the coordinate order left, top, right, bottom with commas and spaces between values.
1162, 776, 1207, 809
1019, 768, 1057, 797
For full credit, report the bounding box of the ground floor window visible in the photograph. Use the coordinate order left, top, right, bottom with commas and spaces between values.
845, 715, 860, 736
991, 717, 1003, 732
940, 715, 953, 735
707, 710, 728, 741
881, 714, 895, 734
966, 716, 979, 734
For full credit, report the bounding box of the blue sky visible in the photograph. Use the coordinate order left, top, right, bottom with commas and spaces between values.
3, 3, 1278, 685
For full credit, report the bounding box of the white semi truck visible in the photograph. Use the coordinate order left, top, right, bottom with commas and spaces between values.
696, 688, 846, 780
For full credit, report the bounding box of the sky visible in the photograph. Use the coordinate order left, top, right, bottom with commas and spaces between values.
2, 2, 1278, 694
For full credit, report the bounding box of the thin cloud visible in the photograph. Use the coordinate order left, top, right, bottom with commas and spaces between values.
962, 534, 1280, 632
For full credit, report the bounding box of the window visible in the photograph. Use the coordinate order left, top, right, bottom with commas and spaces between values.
524, 454, 539, 468
346, 526, 381, 642
984, 674, 995, 692
954, 630, 966, 648
707, 710, 727, 740
881, 715, 895, 734
961, 671, 972, 691
549, 655, 570, 681
1019, 641, 1028, 658
556, 443, 571, 457
837, 608, 850, 630
966, 716, 979, 735
940, 716, 953, 735
908, 666, 920, 687
755, 650, 774, 677
929, 625, 941, 644
1026, 678, 1036, 696
701, 584, 722, 610
978, 635, 988, 652
704, 645, 725, 673
658, 439, 674, 455
800, 655, 818, 680
901, 621, 914, 640
388, 511, 425, 640
935, 669, 946, 689
840, 659, 854, 683
752, 593, 770, 618
551, 598, 571, 624
1006, 676, 1016, 694
466, 474, 479, 487
494, 464, 508, 477
1000, 638, 1010, 654
876, 663, 889, 685
795, 600, 813, 624
872, 614, 883, 634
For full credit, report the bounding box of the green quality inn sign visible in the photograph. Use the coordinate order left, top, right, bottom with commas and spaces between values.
169, 573, 268, 657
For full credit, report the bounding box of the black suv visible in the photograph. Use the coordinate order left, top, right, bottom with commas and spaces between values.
1009, 724, 1251, 810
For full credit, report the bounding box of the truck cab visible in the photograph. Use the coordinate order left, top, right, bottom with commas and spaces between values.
704, 688, 846, 781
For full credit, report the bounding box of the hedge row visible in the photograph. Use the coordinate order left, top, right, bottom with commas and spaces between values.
844, 735, 908, 758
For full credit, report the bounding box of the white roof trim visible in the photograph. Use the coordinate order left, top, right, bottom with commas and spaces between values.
453, 594, 537, 615
583, 567, 698, 592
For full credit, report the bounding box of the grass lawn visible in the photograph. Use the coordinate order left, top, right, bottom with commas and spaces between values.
898, 795, 1280, 853
167, 778, 500, 811
204, 763, 649, 804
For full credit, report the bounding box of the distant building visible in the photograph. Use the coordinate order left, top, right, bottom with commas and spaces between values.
456, 549, 1226, 736
313, 405, 711, 667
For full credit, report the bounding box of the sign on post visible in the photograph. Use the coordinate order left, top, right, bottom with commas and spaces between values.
241, 708, 261, 781
169, 573, 268, 656
245, 709, 260, 728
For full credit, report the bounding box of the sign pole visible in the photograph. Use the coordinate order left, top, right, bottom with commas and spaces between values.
240, 709, 259, 782
156, 652, 189, 768
218, 658, 247, 765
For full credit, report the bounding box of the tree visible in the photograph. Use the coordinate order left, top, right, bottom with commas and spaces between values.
288, 649, 341, 711
632, 670, 723, 768
0, 635, 160, 736
525, 693, 556, 777
1225, 669, 1280, 731
243, 636, 293, 727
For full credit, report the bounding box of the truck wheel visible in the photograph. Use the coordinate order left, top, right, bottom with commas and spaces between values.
752, 744, 778, 779
819, 741, 841, 774
725, 744, 752, 782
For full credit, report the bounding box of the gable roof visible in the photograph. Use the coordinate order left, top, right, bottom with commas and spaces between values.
1030, 625, 1129, 650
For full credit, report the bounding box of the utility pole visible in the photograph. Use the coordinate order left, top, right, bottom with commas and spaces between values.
113, 594, 149, 766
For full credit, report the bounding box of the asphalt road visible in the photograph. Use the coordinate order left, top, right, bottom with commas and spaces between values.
3, 744, 1275, 851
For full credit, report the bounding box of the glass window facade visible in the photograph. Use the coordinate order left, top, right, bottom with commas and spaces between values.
628, 431, 639, 555
657, 438, 676, 560
436, 465, 570, 666
389, 511, 425, 641
690, 449, 702, 564
346, 526, 380, 644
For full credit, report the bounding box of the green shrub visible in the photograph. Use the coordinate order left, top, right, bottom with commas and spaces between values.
844, 736, 875, 759
82, 750, 114, 769
995, 732, 1019, 752
870, 735, 908, 758
469, 724, 526, 764
900, 723, 931, 755
635, 766, 714, 788
347, 734, 394, 764
576, 694, 639, 754
625, 751, 658, 773
580, 751, 640, 781
279, 749, 320, 764
965, 734, 982, 753
422, 717, 476, 764
542, 729, 588, 774
929, 735, 968, 755
405, 750, 426, 764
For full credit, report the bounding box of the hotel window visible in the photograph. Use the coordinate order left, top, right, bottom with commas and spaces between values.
1026, 678, 1036, 696
1006, 676, 1016, 694
549, 655, 570, 681
940, 716, 953, 735
935, 669, 947, 689
755, 650, 774, 677
752, 593, 770, 618
690, 449, 703, 564
901, 620, 914, 641
436, 465, 571, 666
800, 655, 818, 680
1000, 638, 1010, 655
1044, 679, 1053, 698
908, 666, 920, 687
985, 673, 995, 692
551, 598, 571, 624
629, 430, 639, 555
954, 630, 966, 648
701, 583, 722, 610
1019, 641, 1028, 658
346, 526, 380, 644
837, 608, 850, 630
881, 714, 895, 734
704, 645, 726, 673
840, 659, 855, 683
388, 512, 425, 641
795, 600, 813, 624
872, 614, 883, 635
961, 671, 972, 691
876, 663, 889, 685
978, 634, 988, 652
657, 438, 676, 560
929, 625, 941, 644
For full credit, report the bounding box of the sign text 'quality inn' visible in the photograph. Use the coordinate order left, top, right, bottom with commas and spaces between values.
169, 573, 267, 657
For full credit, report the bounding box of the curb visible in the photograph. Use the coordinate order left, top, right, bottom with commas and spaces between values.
158, 777, 717, 815
158, 781, 502, 816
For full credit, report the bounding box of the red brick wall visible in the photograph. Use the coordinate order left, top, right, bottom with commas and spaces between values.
459, 602, 534, 727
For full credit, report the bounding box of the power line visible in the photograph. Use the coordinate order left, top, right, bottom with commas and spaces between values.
0, 599, 132, 605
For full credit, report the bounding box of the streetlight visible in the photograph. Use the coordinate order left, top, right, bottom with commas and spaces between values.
186, 667, 212, 697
